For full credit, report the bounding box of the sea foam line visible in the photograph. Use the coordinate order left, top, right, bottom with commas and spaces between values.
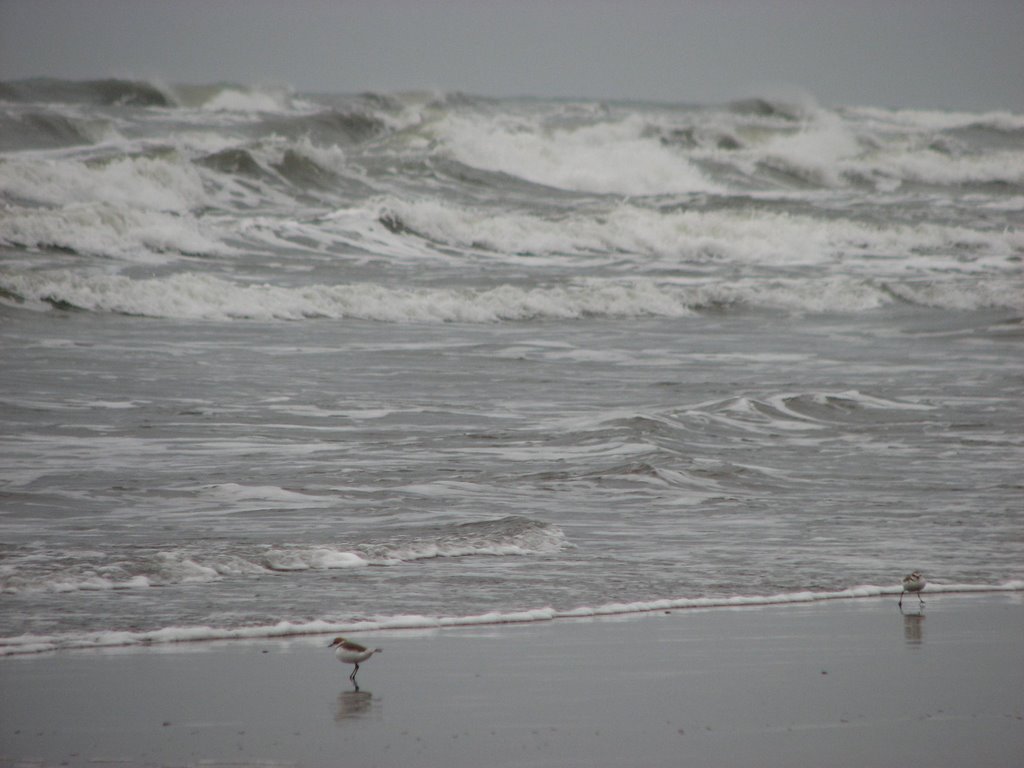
3, 270, 1023, 321
1, 582, 1020, 657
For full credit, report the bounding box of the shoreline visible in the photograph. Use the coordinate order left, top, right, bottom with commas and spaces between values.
2, 592, 1022, 768
3, 581, 1022, 658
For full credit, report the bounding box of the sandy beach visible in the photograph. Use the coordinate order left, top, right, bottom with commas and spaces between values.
1, 592, 1021, 767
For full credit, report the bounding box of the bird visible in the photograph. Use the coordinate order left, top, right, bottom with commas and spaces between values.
898, 571, 926, 608
329, 636, 382, 683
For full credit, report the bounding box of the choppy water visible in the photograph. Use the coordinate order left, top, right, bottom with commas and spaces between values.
1, 79, 1022, 654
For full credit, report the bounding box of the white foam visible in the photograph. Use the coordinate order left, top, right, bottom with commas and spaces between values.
258, 522, 570, 572
80, 399, 141, 410
695, 275, 1024, 314
374, 196, 1019, 273
0, 271, 690, 321
263, 548, 369, 571
198, 85, 298, 113
0, 202, 231, 261
380, 536, 569, 562
883, 278, 1024, 312
44, 574, 150, 593
157, 556, 222, 584
858, 149, 1024, 188
847, 106, 1024, 133
777, 389, 935, 412
757, 111, 863, 187
199, 483, 333, 506
439, 112, 720, 195
2, 582, 1019, 656
696, 103, 1024, 190
0, 153, 208, 212
3, 270, 1021, 321
285, 135, 351, 175
677, 390, 937, 439
0, 518, 571, 595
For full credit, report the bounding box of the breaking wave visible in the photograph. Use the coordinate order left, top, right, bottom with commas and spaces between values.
0, 515, 569, 595
0, 78, 174, 107
2, 270, 1021, 321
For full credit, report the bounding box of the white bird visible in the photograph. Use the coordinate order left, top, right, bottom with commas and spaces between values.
329, 636, 382, 683
898, 571, 926, 608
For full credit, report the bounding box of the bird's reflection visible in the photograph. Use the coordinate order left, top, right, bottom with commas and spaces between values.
335, 689, 377, 723
900, 611, 925, 645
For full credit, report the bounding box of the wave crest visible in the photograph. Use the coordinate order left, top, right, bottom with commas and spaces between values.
3, 271, 1021, 321
0, 516, 569, 594
0, 77, 173, 107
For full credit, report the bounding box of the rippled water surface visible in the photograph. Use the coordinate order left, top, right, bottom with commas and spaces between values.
1, 80, 1022, 653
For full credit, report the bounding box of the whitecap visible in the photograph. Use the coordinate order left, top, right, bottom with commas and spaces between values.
438, 112, 720, 195
0, 202, 231, 262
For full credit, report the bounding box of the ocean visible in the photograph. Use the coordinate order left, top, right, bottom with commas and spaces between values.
1, 79, 1022, 655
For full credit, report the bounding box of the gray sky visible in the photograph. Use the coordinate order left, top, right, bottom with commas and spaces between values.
2, 0, 1022, 111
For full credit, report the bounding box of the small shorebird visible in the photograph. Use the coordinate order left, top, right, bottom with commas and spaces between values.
329, 636, 382, 683
898, 571, 926, 608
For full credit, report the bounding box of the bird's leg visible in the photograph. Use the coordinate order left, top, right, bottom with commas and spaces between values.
918, 592, 925, 605
349, 663, 359, 681
898, 591, 904, 608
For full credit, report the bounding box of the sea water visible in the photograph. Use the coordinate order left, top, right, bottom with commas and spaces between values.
1, 80, 1022, 654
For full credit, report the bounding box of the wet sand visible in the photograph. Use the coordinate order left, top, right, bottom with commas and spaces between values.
1, 593, 1021, 767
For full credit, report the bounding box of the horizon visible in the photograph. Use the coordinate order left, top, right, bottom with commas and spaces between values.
2, 1, 1023, 113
